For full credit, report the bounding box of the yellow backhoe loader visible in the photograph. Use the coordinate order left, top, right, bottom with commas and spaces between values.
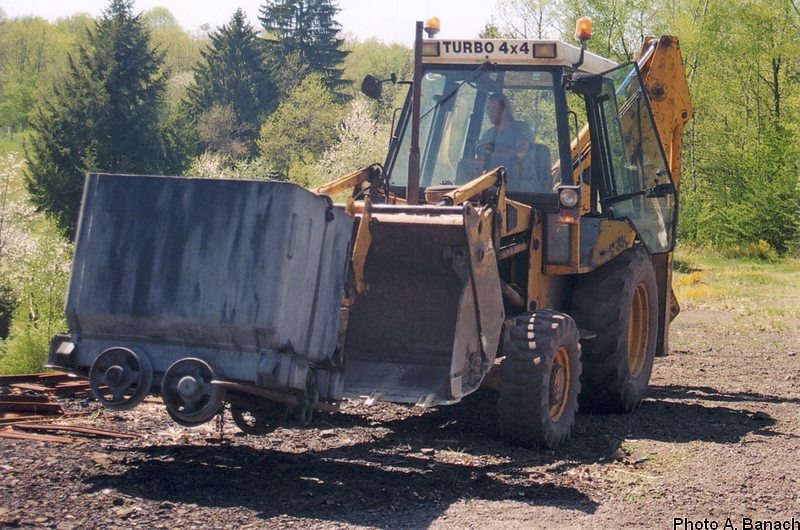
48, 17, 692, 448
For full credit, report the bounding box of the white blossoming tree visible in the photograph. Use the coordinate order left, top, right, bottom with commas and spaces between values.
310, 97, 390, 190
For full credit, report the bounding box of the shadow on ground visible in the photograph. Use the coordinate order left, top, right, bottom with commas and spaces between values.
649, 384, 800, 406
83, 383, 779, 526
86, 441, 596, 527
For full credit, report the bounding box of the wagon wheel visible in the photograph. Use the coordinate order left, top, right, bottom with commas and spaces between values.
161, 358, 224, 427
89, 347, 153, 411
231, 400, 289, 435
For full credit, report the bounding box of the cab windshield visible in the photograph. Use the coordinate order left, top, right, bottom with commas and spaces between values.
389, 66, 564, 195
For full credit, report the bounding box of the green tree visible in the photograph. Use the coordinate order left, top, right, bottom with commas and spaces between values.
271, 49, 312, 98
0, 152, 25, 340
342, 38, 411, 108
0, 15, 93, 132
0, 281, 15, 340
669, 0, 800, 253
196, 104, 251, 157
480, 21, 503, 39
143, 7, 203, 77
0, 17, 57, 131
25, 0, 185, 239
690, 126, 800, 254
0, 152, 70, 371
493, 0, 670, 59
560, 0, 668, 60
186, 9, 275, 155
257, 73, 342, 182
0, 77, 35, 131
259, 0, 348, 92
495, 0, 563, 39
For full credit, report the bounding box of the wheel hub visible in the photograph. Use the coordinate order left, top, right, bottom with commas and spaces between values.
548, 347, 571, 422
105, 365, 125, 386
550, 365, 565, 403
177, 375, 200, 398
628, 282, 650, 378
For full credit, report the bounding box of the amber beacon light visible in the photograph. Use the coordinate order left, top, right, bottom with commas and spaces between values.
574, 17, 593, 43
424, 17, 441, 37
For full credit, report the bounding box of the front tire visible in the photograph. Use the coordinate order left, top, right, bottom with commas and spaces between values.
571, 245, 659, 412
497, 310, 582, 449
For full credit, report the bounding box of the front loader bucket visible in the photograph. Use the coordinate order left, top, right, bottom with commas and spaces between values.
343, 203, 504, 406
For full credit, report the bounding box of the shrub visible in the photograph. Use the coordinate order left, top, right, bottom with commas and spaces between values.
186, 151, 232, 179
187, 151, 282, 181
723, 240, 778, 261
0, 230, 71, 375
197, 104, 254, 158
691, 126, 800, 255
257, 74, 343, 181
310, 96, 389, 191
0, 281, 17, 339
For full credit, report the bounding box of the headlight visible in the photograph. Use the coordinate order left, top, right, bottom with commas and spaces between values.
421, 42, 441, 57
559, 187, 580, 208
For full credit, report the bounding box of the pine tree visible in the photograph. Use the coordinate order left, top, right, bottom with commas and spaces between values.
259, 0, 348, 92
186, 9, 275, 136
25, 0, 183, 239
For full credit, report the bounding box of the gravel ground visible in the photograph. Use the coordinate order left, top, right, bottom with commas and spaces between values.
1, 304, 799, 529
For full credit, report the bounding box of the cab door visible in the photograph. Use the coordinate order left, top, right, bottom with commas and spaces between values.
594, 63, 677, 253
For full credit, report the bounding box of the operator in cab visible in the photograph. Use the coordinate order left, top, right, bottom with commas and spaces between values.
458, 92, 550, 192
478, 92, 533, 162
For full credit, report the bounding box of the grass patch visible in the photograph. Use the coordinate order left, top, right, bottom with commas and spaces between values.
620, 439, 688, 470
568, 440, 688, 504
2, 151, 30, 204
672, 247, 800, 321
608, 440, 689, 502
0, 131, 28, 157
673, 270, 704, 287
673, 250, 702, 273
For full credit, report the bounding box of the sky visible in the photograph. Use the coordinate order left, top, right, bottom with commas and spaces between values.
1, 0, 498, 46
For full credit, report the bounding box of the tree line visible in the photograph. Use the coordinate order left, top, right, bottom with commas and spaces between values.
489, 0, 800, 257
9, 0, 797, 254
2, 0, 410, 239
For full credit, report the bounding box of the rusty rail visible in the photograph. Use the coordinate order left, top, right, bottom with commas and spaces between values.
0, 430, 81, 444
12, 423, 139, 439
0, 372, 132, 442
0, 373, 73, 385
0, 402, 63, 414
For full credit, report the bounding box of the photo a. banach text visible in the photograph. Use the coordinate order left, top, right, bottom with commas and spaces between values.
674, 517, 799, 530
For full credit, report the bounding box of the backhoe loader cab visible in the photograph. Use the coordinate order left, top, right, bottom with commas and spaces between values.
48, 20, 691, 449
383, 37, 678, 253
387, 42, 612, 198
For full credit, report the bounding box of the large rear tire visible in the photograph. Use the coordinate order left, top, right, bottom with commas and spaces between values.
571, 245, 658, 413
497, 310, 582, 449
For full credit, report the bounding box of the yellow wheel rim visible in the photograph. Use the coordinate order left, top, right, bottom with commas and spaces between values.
549, 346, 571, 422
628, 283, 649, 378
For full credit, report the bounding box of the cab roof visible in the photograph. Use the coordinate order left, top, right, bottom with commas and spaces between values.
421, 39, 618, 74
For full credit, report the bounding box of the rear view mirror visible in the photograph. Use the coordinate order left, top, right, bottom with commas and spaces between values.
361, 75, 383, 100
569, 73, 603, 96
